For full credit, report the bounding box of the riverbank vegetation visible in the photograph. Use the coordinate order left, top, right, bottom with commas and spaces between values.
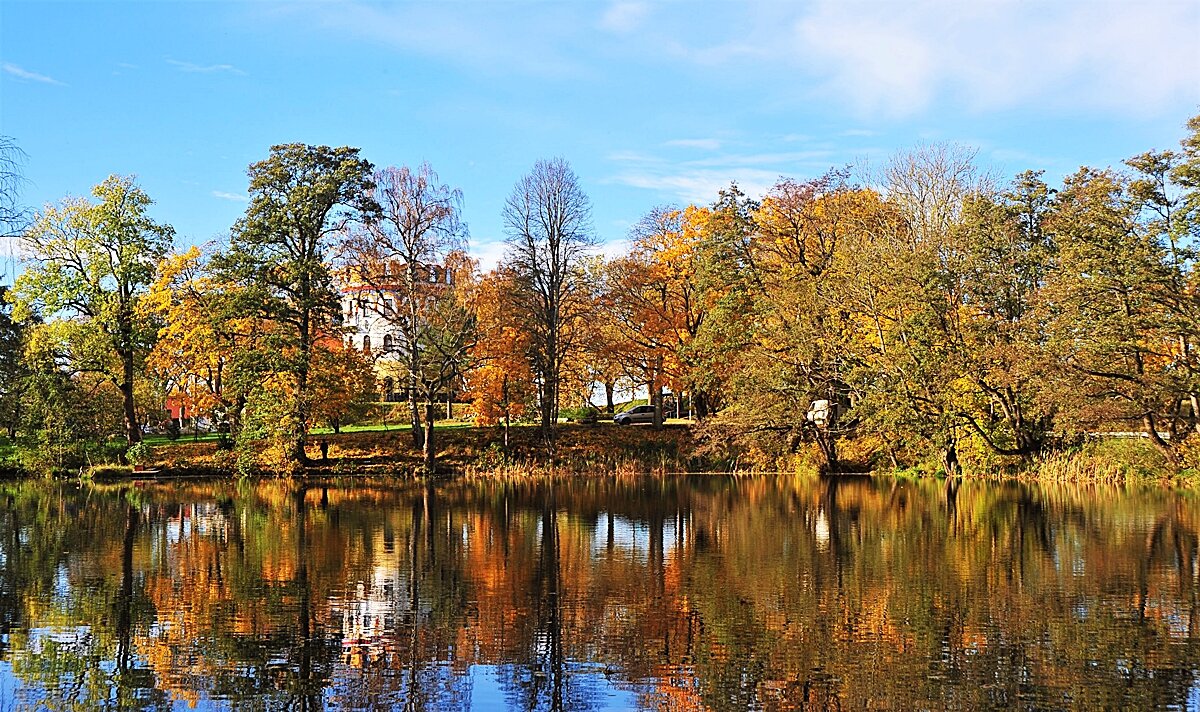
1, 114, 1198, 481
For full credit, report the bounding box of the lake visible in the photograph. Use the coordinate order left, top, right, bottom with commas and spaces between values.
0, 474, 1197, 710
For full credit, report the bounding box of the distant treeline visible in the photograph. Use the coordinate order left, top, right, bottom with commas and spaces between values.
0, 115, 1198, 476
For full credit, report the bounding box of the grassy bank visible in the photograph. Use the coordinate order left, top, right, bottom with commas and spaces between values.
133, 422, 718, 478
6, 422, 1194, 488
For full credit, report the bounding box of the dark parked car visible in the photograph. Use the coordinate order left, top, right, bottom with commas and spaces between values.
614, 405, 657, 426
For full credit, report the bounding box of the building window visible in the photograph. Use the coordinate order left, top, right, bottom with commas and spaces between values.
383, 334, 392, 350
362, 335, 371, 353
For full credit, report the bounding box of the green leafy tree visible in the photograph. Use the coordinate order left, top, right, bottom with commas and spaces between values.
1041, 168, 1186, 462
10, 175, 174, 445
686, 184, 759, 418
215, 144, 377, 464
0, 286, 28, 438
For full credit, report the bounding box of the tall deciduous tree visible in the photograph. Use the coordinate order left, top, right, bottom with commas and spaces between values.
341, 163, 468, 449
11, 175, 174, 445
0, 136, 28, 239
215, 144, 376, 464
502, 158, 595, 444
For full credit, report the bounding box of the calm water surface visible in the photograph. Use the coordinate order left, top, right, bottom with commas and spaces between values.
0, 475, 1198, 710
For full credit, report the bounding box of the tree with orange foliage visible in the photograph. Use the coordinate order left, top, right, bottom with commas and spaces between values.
464, 268, 536, 451
606, 204, 719, 425
309, 341, 377, 434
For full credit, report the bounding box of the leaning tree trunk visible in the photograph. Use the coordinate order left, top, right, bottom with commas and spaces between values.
1144, 412, 1180, 466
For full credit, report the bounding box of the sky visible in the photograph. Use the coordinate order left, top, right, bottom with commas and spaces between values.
2, 0, 1198, 276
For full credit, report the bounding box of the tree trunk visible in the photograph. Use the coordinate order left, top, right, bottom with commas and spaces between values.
1191, 394, 1200, 435
408, 385, 423, 449
501, 375, 511, 454
541, 373, 556, 447
1143, 412, 1179, 465
605, 382, 615, 414
121, 350, 140, 444
423, 400, 436, 471
942, 441, 961, 477
653, 355, 664, 430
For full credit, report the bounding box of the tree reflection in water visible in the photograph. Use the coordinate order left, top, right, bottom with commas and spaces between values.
0, 475, 1198, 710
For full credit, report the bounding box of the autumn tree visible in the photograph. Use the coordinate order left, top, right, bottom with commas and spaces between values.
502, 158, 596, 444
605, 207, 708, 428
465, 268, 536, 451
11, 175, 174, 446
686, 185, 760, 418
215, 144, 376, 465
1041, 166, 1196, 464
576, 256, 633, 415
724, 173, 884, 469
309, 341, 377, 434
340, 163, 469, 449
142, 246, 262, 440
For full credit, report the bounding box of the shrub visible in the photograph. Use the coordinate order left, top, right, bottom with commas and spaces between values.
125, 441, 154, 465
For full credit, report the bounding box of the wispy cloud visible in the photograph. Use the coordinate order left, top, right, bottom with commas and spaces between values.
665, 138, 722, 151
600, 2, 649, 33
793, 0, 1200, 116
611, 167, 785, 205
608, 138, 842, 204
265, 2, 586, 79
211, 190, 248, 203
167, 59, 246, 75
2, 63, 65, 86
633, 0, 1200, 117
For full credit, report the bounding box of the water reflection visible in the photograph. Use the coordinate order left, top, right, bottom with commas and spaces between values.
0, 475, 1198, 710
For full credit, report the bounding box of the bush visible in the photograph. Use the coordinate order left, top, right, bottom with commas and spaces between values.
125, 441, 153, 465
559, 406, 600, 423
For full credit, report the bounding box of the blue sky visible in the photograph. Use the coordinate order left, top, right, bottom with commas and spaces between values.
2, 1, 1198, 272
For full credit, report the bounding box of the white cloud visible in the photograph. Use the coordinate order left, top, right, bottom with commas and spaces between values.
611, 167, 785, 205
469, 238, 507, 272
600, 2, 649, 33
211, 190, 248, 203
2, 63, 65, 86
665, 138, 722, 151
789, 0, 1200, 116
167, 59, 246, 75
607, 140, 839, 204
